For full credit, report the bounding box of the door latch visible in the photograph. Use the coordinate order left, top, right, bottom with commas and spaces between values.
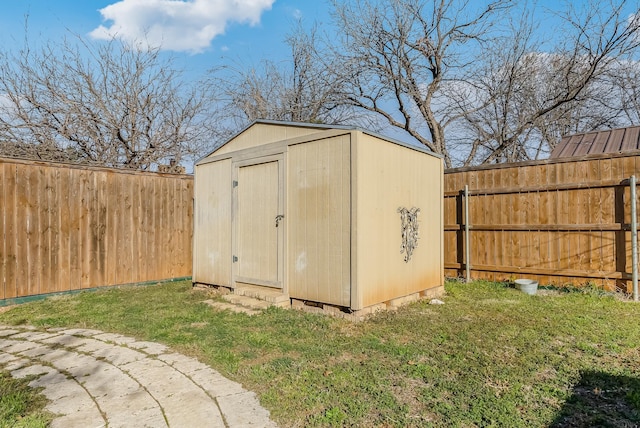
275, 214, 284, 227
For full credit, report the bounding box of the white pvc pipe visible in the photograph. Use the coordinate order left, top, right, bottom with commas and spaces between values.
631, 175, 638, 302
465, 185, 471, 283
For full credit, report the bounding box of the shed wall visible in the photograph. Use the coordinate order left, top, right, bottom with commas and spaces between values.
213, 124, 325, 156
193, 158, 232, 286
287, 135, 352, 306
354, 133, 443, 309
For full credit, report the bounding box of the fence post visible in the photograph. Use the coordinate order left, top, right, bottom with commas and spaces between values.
631, 176, 638, 301
465, 184, 471, 283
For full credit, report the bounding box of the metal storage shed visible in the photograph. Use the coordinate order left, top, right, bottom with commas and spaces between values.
193, 120, 444, 312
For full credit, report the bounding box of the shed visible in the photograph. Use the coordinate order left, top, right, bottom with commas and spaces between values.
193, 120, 444, 312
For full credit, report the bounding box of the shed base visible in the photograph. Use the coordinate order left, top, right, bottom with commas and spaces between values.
291, 285, 445, 322
194, 283, 445, 322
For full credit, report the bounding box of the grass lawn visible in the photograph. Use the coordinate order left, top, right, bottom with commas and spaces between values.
1, 279, 639, 427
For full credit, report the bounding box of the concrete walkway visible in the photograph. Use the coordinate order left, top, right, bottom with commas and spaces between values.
0, 325, 277, 427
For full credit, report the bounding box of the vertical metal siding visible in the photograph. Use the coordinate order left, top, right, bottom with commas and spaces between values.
193, 159, 232, 286
287, 135, 351, 306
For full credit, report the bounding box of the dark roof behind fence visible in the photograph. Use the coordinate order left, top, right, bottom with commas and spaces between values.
550, 125, 640, 158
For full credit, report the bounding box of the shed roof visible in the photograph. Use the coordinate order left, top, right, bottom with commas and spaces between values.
550, 125, 640, 158
200, 119, 441, 162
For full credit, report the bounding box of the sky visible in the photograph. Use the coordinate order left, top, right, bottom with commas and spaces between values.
2, 0, 635, 90
0, 0, 331, 77
1, 0, 638, 160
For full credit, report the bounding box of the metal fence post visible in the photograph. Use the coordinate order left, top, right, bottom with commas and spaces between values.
631, 175, 638, 301
465, 185, 471, 283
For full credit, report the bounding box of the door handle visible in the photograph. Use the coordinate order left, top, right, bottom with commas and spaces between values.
275, 214, 284, 227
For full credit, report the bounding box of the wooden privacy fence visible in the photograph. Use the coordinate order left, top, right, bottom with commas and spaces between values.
444, 151, 640, 292
0, 157, 193, 302
5, 150, 640, 302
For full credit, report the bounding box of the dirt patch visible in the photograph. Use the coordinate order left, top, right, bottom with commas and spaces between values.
0, 306, 16, 314
479, 298, 521, 305
389, 376, 437, 425
190, 284, 230, 298
189, 322, 208, 328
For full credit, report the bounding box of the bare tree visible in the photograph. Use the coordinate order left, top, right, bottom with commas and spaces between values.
317, 0, 511, 167
610, 59, 640, 126
289, 0, 640, 167
208, 24, 360, 131
448, 0, 640, 165
0, 34, 209, 170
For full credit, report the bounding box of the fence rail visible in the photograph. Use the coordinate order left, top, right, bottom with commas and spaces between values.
0, 157, 193, 301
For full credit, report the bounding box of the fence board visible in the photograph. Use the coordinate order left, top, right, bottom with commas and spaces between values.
16, 164, 29, 297
176, 179, 184, 276
42, 168, 54, 295
160, 178, 167, 278
29, 168, 42, 296
116, 174, 126, 284
0, 164, 6, 300
0, 157, 193, 301
82, 171, 92, 289
140, 175, 150, 281
71, 170, 83, 290
151, 178, 160, 280
131, 175, 141, 283
58, 168, 71, 292
104, 172, 116, 286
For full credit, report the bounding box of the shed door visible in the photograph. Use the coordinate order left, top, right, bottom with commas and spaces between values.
233, 156, 284, 288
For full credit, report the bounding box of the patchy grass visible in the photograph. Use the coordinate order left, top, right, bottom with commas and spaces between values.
1, 280, 639, 427
0, 372, 52, 428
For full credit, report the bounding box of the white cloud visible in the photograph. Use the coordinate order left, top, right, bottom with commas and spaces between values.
89, 0, 275, 53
